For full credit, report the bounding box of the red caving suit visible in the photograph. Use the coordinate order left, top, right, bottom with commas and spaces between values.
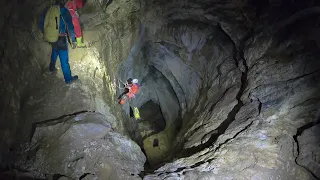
65, 0, 84, 38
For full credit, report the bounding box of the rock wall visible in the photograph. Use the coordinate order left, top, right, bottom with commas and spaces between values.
141, 1, 320, 179
0, 0, 145, 177
0, 0, 319, 179
0, 0, 54, 163
17, 112, 145, 179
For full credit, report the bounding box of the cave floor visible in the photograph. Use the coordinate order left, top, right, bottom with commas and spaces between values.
17, 45, 102, 144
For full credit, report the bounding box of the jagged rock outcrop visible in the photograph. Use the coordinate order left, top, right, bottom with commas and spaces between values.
296, 123, 320, 178
16, 112, 145, 180
142, 1, 320, 178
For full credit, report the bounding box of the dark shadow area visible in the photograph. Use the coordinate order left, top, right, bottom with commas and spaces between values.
139, 100, 166, 135
129, 106, 134, 118
153, 139, 159, 147
0, 165, 44, 180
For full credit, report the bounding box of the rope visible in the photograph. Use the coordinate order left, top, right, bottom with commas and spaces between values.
116, 79, 129, 89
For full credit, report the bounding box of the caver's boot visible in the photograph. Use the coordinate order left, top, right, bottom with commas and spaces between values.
76, 36, 86, 48
49, 63, 58, 73
66, 75, 79, 84
49, 66, 58, 73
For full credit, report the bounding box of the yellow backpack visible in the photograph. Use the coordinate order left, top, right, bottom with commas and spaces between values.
134, 107, 141, 120
44, 5, 60, 43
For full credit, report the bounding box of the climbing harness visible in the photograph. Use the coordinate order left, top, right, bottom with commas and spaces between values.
117, 78, 141, 105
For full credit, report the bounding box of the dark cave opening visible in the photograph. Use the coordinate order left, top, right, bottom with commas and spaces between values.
138, 100, 166, 138
134, 100, 167, 169
129, 106, 134, 118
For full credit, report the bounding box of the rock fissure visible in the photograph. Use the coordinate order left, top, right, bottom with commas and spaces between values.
154, 120, 254, 176
293, 120, 320, 179
209, 86, 233, 112
51, 173, 73, 180
33, 110, 95, 126
69, 154, 85, 163
212, 120, 254, 153
217, 23, 239, 67
185, 86, 233, 141
294, 158, 319, 180
293, 120, 320, 155
257, 98, 262, 115
169, 18, 251, 165
79, 172, 95, 180
177, 69, 248, 157
289, 97, 320, 110
29, 110, 95, 140
154, 40, 183, 48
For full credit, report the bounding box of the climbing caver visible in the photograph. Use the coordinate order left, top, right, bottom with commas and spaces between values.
118, 78, 140, 105
65, 0, 87, 48
39, 0, 78, 84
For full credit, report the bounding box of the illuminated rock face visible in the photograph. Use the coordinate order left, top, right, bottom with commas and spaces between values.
0, 0, 320, 179
19, 112, 145, 179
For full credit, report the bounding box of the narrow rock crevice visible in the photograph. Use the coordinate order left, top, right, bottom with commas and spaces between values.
29, 110, 95, 141
79, 172, 95, 180
175, 73, 248, 159
257, 98, 262, 115
217, 23, 239, 67
154, 120, 254, 176
293, 120, 320, 179
156, 21, 252, 171
294, 159, 319, 180
290, 97, 320, 110
51, 173, 73, 180
177, 22, 250, 158
183, 86, 234, 143
196, 120, 254, 169
33, 110, 95, 126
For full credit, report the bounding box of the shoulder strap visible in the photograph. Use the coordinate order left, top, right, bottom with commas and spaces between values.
60, 13, 67, 33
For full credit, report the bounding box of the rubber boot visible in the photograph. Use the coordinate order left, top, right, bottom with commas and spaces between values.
76, 37, 86, 48
66, 75, 79, 84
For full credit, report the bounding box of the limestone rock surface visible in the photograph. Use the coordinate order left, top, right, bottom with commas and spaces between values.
0, 0, 320, 180
18, 112, 146, 180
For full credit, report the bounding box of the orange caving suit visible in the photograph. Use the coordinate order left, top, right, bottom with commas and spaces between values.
127, 83, 139, 98
119, 83, 140, 105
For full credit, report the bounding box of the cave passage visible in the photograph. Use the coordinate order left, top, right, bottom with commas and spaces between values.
1, 0, 320, 179
139, 100, 166, 134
